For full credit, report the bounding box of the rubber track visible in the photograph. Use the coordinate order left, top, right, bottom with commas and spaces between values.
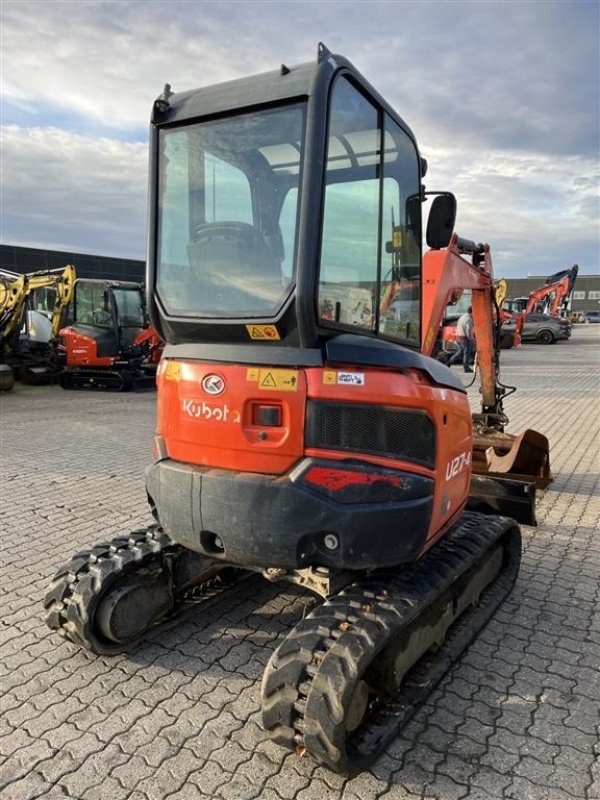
44, 526, 181, 655
262, 512, 521, 774
60, 369, 131, 391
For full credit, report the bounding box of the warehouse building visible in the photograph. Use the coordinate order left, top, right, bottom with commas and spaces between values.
2, 244, 598, 315
0, 244, 144, 283
504, 274, 600, 315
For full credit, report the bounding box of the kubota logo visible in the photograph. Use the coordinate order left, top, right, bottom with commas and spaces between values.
201, 374, 225, 396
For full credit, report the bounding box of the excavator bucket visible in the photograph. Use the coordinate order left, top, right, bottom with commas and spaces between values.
472, 428, 552, 488
468, 428, 551, 527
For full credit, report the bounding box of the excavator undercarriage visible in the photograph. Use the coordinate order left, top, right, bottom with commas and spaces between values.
46, 512, 520, 774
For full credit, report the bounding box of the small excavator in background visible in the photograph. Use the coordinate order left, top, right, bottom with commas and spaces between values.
58, 278, 162, 391
0, 264, 76, 390
45, 47, 551, 775
504, 264, 579, 317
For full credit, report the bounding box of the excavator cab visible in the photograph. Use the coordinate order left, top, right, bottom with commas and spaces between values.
147, 48, 548, 530
70, 280, 146, 345
149, 47, 425, 354
58, 279, 159, 390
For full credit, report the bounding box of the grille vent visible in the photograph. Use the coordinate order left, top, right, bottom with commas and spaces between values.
305, 401, 436, 468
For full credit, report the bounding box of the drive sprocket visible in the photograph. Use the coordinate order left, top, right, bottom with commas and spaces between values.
44, 526, 181, 654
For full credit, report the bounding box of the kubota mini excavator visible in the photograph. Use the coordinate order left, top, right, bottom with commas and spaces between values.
45, 46, 551, 775
58, 278, 162, 391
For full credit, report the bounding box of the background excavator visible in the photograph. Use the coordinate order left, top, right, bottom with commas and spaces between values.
503, 264, 579, 316
45, 46, 550, 775
0, 264, 76, 390
58, 278, 162, 390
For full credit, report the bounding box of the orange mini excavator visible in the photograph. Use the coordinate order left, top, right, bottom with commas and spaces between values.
45, 46, 550, 775
58, 278, 162, 391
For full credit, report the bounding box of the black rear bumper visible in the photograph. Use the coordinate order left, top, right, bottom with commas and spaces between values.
145, 457, 434, 571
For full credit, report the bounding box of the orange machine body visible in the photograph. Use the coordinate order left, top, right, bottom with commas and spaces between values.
505, 265, 579, 318
154, 356, 472, 562
59, 326, 120, 367
144, 55, 543, 574
59, 325, 162, 368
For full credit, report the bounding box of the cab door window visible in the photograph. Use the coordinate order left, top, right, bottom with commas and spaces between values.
318, 79, 379, 330
317, 75, 422, 345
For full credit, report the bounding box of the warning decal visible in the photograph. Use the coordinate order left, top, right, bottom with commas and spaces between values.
245, 325, 281, 340
424, 327, 434, 352
258, 369, 298, 392
165, 361, 181, 382
246, 368, 259, 382
322, 370, 365, 386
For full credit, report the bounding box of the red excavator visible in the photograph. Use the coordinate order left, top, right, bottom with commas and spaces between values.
504, 264, 579, 317
45, 46, 550, 775
58, 278, 162, 390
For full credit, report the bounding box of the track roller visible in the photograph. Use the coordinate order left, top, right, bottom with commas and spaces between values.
262, 512, 521, 774
44, 525, 229, 654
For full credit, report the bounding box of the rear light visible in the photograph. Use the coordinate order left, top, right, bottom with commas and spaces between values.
294, 459, 433, 505
291, 459, 433, 505
251, 403, 282, 427
303, 465, 402, 492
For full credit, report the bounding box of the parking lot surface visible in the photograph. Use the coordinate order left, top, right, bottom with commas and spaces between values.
1, 326, 599, 800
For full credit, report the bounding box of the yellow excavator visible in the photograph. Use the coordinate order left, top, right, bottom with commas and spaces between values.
0, 264, 76, 390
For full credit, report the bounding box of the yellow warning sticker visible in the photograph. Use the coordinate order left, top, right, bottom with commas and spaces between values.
424, 327, 434, 351
246, 368, 260, 382
323, 371, 337, 385
165, 361, 181, 381
258, 369, 298, 392
245, 324, 281, 341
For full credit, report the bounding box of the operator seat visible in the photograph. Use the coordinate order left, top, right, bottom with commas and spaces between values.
187, 221, 287, 313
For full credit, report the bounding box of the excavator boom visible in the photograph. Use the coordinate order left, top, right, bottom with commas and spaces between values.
421, 232, 550, 492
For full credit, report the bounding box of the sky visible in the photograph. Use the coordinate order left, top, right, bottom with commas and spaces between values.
1, 0, 598, 278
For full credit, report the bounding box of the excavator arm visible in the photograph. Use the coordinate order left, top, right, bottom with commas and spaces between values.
523, 264, 578, 316
0, 273, 28, 350
421, 223, 550, 494
422, 234, 503, 417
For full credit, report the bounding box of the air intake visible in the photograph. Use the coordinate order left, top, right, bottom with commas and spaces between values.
305, 401, 436, 468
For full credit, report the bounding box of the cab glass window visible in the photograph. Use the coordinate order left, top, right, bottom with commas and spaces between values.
75, 282, 112, 327
157, 103, 305, 318
112, 289, 145, 328
318, 76, 422, 345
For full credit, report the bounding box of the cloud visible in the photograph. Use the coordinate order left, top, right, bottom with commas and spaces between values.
1, 125, 147, 258
3, 1, 598, 154
0, 0, 598, 275
424, 145, 600, 274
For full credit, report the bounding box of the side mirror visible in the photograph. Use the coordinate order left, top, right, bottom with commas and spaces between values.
426, 193, 456, 250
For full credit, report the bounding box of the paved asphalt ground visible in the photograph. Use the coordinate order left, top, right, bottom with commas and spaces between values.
1, 326, 599, 800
